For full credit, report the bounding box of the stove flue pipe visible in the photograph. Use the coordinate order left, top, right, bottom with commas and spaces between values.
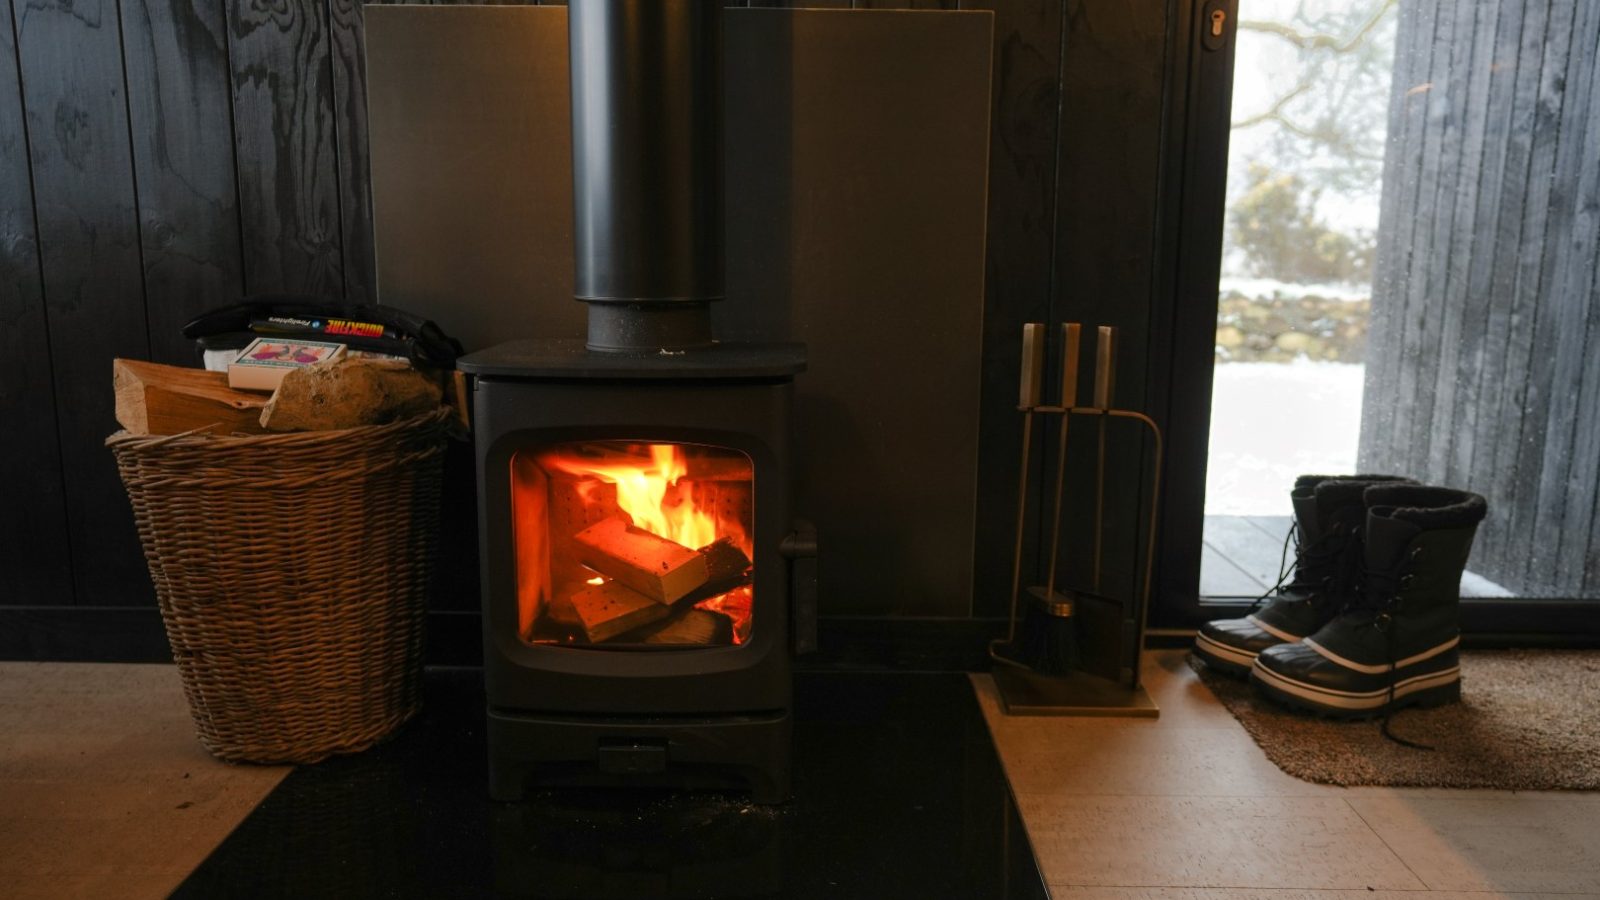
569, 0, 723, 352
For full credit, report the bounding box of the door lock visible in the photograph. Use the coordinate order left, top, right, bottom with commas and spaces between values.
1202, 1, 1229, 50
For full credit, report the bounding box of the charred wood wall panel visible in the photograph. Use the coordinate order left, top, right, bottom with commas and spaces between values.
13, 0, 153, 605
0, 0, 74, 606
1044, 0, 1169, 620
959, 0, 1061, 618
227, 0, 343, 297
119, 0, 242, 365
1361, 0, 1600, 599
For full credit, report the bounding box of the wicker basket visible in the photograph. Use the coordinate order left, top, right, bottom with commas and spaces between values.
107, 409, 452, 764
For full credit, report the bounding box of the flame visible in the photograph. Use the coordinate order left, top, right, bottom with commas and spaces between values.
542, 444, 726, 552
585, 576, 605, 586
697, 585, 754, 645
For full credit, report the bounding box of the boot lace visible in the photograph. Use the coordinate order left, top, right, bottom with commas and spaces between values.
1349, 547, 1431, 750
1246, 521, 1349, 612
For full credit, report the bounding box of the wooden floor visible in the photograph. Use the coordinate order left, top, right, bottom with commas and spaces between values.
974, 650, 1600, 898
1202, 515, 1511, 599
0, 664, 289, 899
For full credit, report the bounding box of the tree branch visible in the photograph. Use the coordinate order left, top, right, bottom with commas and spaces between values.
1239, 0, 1397, 55
1233, 81, 1312, 130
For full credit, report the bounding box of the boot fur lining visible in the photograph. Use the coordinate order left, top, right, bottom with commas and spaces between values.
1296, 474, 1413, 496
1363, 484, 1488, 528
1313, 477, 1407, 511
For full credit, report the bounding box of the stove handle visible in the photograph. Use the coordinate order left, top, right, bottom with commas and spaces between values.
781, 520, 818, 654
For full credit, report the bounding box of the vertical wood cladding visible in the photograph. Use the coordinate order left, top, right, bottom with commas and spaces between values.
0, 0, 75, 606
1362, 0, 1600, 598
960, 0, 1063, 617
227, 0, 342, 296
13, 0, 152, 605
119, 0, 243, 365
8, 0, 1172, 619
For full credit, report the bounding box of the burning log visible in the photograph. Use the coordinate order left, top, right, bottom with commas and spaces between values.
568, 580, 671, 643
672, 538, 754, 609
699, 537, 752, 586
573, 517, 710, 604
627, 608, 735, 645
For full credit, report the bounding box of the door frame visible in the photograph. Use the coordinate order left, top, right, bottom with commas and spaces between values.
1145, 0, 1238, 630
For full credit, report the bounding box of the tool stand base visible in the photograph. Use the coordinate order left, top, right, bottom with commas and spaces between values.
991, 666, 1159, 718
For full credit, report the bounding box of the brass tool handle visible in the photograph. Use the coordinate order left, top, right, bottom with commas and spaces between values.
1060, 323, 1082, 408
1093, 325, 1118, 410
1019, 322, 1046, 409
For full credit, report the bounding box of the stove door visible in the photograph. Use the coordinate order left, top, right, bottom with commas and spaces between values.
511, 441, 755, 649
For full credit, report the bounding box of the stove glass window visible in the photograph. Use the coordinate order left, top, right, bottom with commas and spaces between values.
510, 441, 754, 648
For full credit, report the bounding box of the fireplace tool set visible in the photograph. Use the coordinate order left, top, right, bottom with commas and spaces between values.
989, 322, 1163, 716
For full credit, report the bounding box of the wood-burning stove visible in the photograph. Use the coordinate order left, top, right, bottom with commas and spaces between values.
457, 0, 809, 802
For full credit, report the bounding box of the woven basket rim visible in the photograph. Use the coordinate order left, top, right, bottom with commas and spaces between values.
106, 406, 451, 452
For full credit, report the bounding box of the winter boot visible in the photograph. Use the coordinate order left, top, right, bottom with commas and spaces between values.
1251, 484, 1487, 717
1192, 474, 1411, 676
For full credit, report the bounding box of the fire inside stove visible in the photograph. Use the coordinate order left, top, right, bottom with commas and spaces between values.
510, 441, 755, 648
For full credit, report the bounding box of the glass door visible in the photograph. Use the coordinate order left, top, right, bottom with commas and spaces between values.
1191, 0, 1600, 616
510, 441, 755, 648
1202, 0, 1399, 597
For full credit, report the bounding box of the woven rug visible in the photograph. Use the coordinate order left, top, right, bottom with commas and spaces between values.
1190, 649, 1600, 790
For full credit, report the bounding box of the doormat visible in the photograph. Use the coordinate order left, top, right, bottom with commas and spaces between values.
1189, 649, 1600, 790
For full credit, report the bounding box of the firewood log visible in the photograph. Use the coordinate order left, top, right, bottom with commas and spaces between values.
622, 608, 735, 645
572, 517, 710, 604
671, 538, 754, 609
569, 580, 671, 643
113, 359, 268, 436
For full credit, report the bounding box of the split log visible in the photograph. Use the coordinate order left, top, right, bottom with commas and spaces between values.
623, 608, 735, 645
569, 580, 671, 643
446, 369, 471, 432
573, 517, 710, 604
259, 358, 442, 432
667, 538, 753, 609
113, 358, 268, 436
698, 538, 752, 590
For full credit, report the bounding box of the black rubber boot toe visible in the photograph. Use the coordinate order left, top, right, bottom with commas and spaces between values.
1193, 616, 1287, 677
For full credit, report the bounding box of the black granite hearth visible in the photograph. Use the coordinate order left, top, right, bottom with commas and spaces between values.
173, 671, 1046, 899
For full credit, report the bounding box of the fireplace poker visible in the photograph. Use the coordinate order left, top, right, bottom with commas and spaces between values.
990, 323, 1045, 669
1091, 326, 1117, 593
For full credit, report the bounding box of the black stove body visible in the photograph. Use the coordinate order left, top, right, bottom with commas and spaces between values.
457, 0, 807, 803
